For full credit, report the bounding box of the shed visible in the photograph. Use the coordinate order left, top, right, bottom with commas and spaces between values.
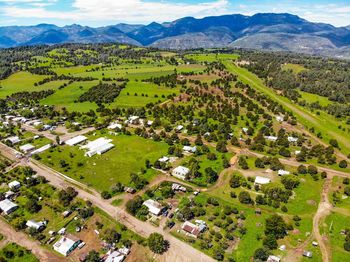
6, 136, 21, 145
8, 180, 21, 190
26, 220, 46, 231
172, 166, 190, 180
254, 176, 271, 185
278, 169, 290, 176
0, 199, 18, 214
19, 143, 35, 153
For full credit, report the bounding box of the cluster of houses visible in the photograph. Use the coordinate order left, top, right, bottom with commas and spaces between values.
0, 180, 21, 215
5, 134, 51, 156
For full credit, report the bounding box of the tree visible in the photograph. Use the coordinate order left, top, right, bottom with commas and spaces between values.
339, 160, 348, 169
103, 228, 121, 244
238, 191, 252, 204
263, 234, 278, 250
344, 186, 350, 196
297, 165, 307, 174
255, 158, 265, 168
85, 250, 101, 262
25, 199, 41, 213
308, 165, 318, 175
230, 173, 244, 188
254, 247, 270, 260
238, 156, 249, 170
329, 139, 339, 148
281, 175, 300, 190
265, 214, 287, 239
148, 233, 168, 254
101, 191, 111, 199
216, 140, 228, 153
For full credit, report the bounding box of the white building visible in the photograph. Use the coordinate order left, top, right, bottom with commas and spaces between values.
80, 137, 114, 157
127, 116, 140, 125
53, 235, 81, 256
142, 199, 164, 216
267, 255, 281, 262
19, 144, 35, 153
158, 156, 170, 163
175, 125, 184, 131
276, 116, 284, 122
0, 199, 18, 214
65, 135, 87, 146
108, 123, 122, 130
288, 136, 298, 143
26, 220, 46, 231
172, 166, 190, 180
242, 127, 249, 133
278, 169, 290, 176
254, 176, 271, 185
6, 136, 21, 145
105, 250, 125, 262
265, 136, 278, 142
30, 144, 51, 155
8, 180, 21, 190
183, 146, 197, 153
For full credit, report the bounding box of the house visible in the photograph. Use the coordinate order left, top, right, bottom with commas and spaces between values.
265, 136, 278, 142
288, 136, 298, 143
175, 125, 184, 132
172, 183, 187, 192
183, 146, 197, 153
303, 251, 313, 258
53, 235, 81, 256
65, 135, 87, 146
4, 191, 15, 199
181, 221, 201, 238
104, 250, 125, 262
26, 220, 46, 231
6, 136, 21, 145
158, 156, 170, 163
143, 199, 165, 216
0, 199, 18, 214
19, 143, 35, 154
276, 116, 284, 122
278, 169, 290, 176
172, 166, 190, 180
267, 255, 281, 262
254, 176, 271, 186
81, 138, 114, 157
107, 123, 122, 130
8, 180, 21, 190
127, 116, 140, 125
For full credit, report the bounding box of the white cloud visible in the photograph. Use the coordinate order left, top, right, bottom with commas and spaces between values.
2, 0, 230, 24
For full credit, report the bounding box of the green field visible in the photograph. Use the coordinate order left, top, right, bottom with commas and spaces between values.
40, 133, 169, 191
282, 63, 307, 74
298, 90, 332, 107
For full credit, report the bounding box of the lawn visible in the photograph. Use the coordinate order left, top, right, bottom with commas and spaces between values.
40, 133, 169, 191
321, 212, 350, 261
0, 243, 38, 262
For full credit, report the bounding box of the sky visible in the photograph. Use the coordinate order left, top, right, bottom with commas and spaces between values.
0, 0, 350, 27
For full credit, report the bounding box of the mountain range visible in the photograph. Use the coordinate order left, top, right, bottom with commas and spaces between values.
1, 13, 350, 58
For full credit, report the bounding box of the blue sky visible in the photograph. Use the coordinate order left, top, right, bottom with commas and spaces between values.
0, 0, 349, 27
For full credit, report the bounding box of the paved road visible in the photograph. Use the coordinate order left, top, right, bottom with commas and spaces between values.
0, 143, 214, 262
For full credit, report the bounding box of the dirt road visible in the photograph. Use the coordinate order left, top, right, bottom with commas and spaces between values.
0, 218, 61, 261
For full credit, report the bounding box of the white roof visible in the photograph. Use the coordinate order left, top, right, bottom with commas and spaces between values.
265, 136, 278, 141
159, 156, 170, 163
108, 123, 122, 130
183, 146, 197, 153
254, 176, 271, 185
82, 138, 114, 157
0, 199, 18, 213
8, 180, 21, 188
19, 143, 35, 152
288, 136, 298, 142
143, 199, 163, 216
31, 144, 51, 155
242, 127, 248, 132
65, 135, 87, 146
6, 136, 20, 144
26, 220, 45, 230
105, 251, 125, 262
173, 166, 190, 175
278, 169, 290, 176
176, 125, 184, 130
267, 255, 281, 262
53, 236, 78, 256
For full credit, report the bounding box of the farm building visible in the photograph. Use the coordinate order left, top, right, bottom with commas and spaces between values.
8, 180, 21, 190
30, 144, 51, 155
26, 220, 46, 231
172, 166, 190, 180
81, 137, 114, 157
6, 136, 21, 145
65, 135, 87, 146
142, 199, 165, 216
303, 251, 313, 258
183, 146, 197, 153
127, 116, 140, 125
278, 169, 290, 176
53, 235, 81, 256
158, 156, 170, 163
0, 199, 18, 214
181, 221, 201, 238
19, 143, 35, 153
254, 176, 271, 185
